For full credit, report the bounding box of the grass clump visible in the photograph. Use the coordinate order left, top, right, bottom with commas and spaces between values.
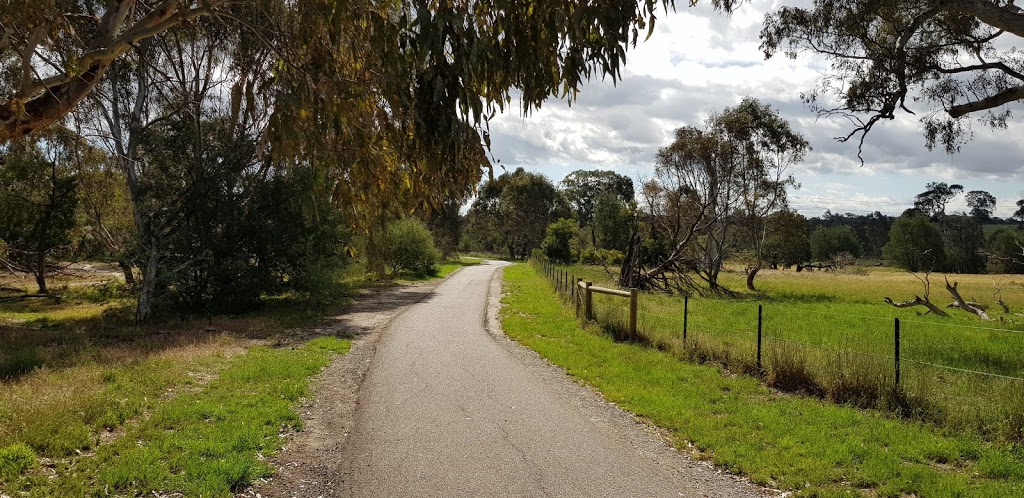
0, 444, 36, 480
503, 263, 1024, 496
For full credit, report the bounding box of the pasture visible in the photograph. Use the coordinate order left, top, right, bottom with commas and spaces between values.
547, 263, 1024, 440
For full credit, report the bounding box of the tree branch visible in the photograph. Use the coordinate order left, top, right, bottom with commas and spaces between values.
948, 86, 1024, 118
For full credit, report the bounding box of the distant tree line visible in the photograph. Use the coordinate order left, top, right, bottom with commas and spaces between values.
460, 168, 1024, 298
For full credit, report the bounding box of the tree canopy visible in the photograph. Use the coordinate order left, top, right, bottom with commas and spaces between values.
762, 0, 1024, 154
0, 1, 735, 144
620, 97, 806, 294
914, 182, 963, 219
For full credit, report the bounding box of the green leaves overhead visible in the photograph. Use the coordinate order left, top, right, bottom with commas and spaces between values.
761, 0, 1024, 155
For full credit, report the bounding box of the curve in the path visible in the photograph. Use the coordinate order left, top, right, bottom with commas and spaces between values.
339, 261, 766, 498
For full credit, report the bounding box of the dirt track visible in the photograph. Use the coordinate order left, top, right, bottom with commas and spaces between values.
251, 262, 773, 497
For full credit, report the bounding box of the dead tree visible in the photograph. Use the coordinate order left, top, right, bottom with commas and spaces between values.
885, 296, 950, 317
884, 267, 948, 317
945, 277, 991, 320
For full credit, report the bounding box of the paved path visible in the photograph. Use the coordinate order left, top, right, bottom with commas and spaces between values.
336, 262, 767, 497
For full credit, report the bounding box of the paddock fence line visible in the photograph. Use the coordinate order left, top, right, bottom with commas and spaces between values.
531, 259, 1024, 440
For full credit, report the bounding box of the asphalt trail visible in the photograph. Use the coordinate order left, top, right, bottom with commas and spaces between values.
336, 262, 768, 498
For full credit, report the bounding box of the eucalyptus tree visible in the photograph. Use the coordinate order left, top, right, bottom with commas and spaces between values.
3, 0, 761, 320
914, 182, 963, 219
620, 98, 807, 294
560, 170, 635, 245
762, 0, 1024, 155
966, 190, 996, 223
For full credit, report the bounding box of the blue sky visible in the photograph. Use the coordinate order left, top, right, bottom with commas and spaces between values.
486, 1, 1024, 219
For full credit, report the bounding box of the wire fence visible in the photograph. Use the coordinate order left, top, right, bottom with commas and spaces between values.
532, 259, 1024, 440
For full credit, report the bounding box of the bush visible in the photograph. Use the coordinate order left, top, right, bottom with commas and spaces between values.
378, 218, 440, 275
541, 218, 578, 264
882, 214, 945, 272
578, 248, 624, 266
809, 225, 862, 262
162, 166, 350, 313
986, 229, 1024, 274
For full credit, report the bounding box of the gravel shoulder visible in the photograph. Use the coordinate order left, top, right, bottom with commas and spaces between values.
249, 263, 777, 497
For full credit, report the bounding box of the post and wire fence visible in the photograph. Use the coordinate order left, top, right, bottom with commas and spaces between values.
531, 258, 1024, 440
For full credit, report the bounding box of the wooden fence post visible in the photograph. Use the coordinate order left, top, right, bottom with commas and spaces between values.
757, 304, 763, 374
584, 281, 593, 320
629, 288, 638, 340
575, 278, 582, 316
894, 317, 901, 387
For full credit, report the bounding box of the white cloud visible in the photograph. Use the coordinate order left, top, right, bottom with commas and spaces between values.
487, 0, 1024, 217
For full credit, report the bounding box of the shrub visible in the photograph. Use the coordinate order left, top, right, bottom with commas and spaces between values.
882, 214, 945, 272
809, 225, 862, 262
578, 248, 625, 266
541, 218, 578, 264
378, 218, 440, 275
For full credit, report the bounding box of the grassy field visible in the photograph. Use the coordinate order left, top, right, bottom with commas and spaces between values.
503, 263, 1024, 497
544, 262, 1024, 441
0, 256, 478, 495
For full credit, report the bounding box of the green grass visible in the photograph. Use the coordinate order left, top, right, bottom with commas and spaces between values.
502, 263, 1024, 497
430, 257, 483, 279
0, 336, 350, 497
551, 263, 1024, 440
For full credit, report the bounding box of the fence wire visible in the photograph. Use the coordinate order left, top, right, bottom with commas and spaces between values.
532, 260, 1019, 385
533, 260, 1024, 440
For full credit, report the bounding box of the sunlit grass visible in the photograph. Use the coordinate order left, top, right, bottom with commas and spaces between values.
0, 335, 350, 496
504, 263, 1024, 496
545, 262, 1024, 440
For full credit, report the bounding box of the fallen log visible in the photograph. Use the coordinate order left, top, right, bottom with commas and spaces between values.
884, 296, 949, 317
945, 277, 990, 320
946, 301, 988, 311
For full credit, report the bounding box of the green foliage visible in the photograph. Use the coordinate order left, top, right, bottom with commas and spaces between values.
138, 114, 351, 314
0, 443, 36, 480
809, 225, 862, 262
967, 190, 997, 223
559, 170, 634, 231
811, 211, 892, 259
986, 229, 1024, 274
914, 182, 964, 219
377, 218, 441, 276
541, 219, 579, 264
465, 168, 564, 259
578, 248, 625, 266
763, 210, 810, 267
0, 135, 80, 293
762, 1, 1024, 153
426, 200, 464, 260
592, 193, 633, 251
628, 97, 806, 292
883, 215, 945, 272
940, 215, 986, 274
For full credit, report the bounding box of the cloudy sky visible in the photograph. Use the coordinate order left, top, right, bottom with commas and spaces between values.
486, 0, 1024, 218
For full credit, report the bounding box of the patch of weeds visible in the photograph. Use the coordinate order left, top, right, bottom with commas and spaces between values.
0, 443, 36, 480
